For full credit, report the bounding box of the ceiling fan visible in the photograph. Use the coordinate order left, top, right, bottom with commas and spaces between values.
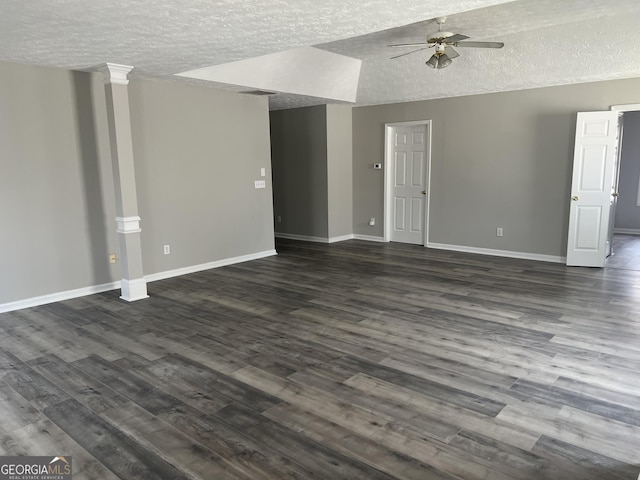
388, 17, 504, 69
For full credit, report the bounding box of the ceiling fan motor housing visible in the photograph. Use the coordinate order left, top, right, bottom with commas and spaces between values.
427, 31, 455, 44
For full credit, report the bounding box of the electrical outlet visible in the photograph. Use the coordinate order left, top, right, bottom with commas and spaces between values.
163, 244, 171, 255
109, 253, 116, 264
497, 227, 503, 237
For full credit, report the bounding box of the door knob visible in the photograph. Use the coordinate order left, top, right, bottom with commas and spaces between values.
612, 192, 620, 197
572, 195, 579, 201
422, 190, 427, 195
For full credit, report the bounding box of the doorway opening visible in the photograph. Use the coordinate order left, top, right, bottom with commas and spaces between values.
383, 120, 432, 246
606, 108, 640, 271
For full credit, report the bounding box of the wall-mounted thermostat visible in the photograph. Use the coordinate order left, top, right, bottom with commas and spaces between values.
373, 163, 382, 170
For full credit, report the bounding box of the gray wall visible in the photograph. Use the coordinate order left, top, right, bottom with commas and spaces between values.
615, 111, 640, 231
0, 62, 119, 304
353, 77, 640, 257
270, 104, 354, 240
0, 60, 275, 306
271, 105, 329, 238
326, 105, 353, 238
129, 79, 274, 275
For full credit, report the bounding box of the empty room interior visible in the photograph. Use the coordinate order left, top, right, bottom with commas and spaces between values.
2, 1, 640, 479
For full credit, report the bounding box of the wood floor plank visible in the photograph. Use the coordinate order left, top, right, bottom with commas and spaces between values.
552, 376, 640, 411
43, 399, 193, 480
27, 354, 129, 414
72, 355, 316, 478
379, 353, 559, 399
0, 357, 70, 410
332, 355, 507, 416
2, 417, 120, 480
140, 353, 283, 412
548, 354, 640, 396
0, 382, 44, 432
531, 435, 640, 480
99, 401, 251, 480
263, 402, 458, 480
157, 407, 323, 480
344, 373, 540, 451
496, 404, 640, 464
510, 378, 640, 427
447, 430, 575, 480
214, 402, 396, 480
134, 331, 247, 375
289, 368, 461, 443
231, 365, 516, 480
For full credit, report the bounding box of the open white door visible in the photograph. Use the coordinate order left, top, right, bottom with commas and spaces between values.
566, 111, 620, 267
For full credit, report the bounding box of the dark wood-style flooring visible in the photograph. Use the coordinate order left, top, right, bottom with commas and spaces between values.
607, 234, 640, 271
1, 239, 640, 479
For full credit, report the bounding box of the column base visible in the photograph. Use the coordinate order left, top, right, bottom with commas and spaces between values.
120, 278, 149, 302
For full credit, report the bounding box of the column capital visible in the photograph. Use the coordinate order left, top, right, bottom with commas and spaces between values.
96, 63, 134, 85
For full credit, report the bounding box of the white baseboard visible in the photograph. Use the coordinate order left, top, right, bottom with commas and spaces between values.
614, 228, 640, 235
353, 234, 385, 242
275, 233, 355, 244
144, 249, 277, 283
328, 234, 354, 243
0, 281, 121, 314
427, 242, 566, 264
0, 249, 278, 313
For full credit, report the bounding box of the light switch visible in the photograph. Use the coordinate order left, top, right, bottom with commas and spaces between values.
254, 180, 266, 189
260, 168, 266, 177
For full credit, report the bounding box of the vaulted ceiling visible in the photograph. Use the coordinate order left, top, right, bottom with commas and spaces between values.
2, 0, 640, 110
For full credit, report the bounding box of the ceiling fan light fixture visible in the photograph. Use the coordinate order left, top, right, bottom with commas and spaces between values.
426, 52, 452, 69
425, 54, 439, 68
437, 53, 452, 68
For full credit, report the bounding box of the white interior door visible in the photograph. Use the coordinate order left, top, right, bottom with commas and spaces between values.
566, 111, 620, 267
390, 125, 426, 244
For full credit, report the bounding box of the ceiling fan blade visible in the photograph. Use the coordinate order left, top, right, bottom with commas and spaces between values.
454, 41, 504, 48
390, 48, 428, 59
444, 33, 469, 43
388, 42, 431, 48
444, 46, 459, 59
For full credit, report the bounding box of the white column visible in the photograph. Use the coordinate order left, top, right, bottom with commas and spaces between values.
97, 63, 148, 301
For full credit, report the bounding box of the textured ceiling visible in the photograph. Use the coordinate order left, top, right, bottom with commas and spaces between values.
2, 0, 640, 110
314, 0, 640, 109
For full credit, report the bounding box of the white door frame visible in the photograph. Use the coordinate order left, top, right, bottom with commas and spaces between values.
611, 104, 640, 112
383, 120, 432, 245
